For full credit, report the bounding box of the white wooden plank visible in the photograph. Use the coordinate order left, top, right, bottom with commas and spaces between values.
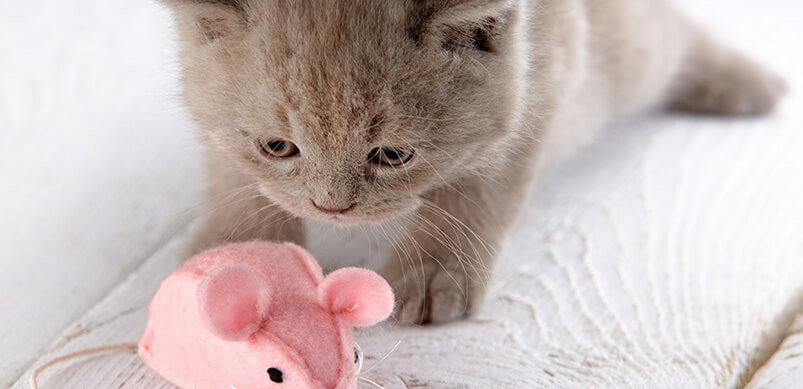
0, 1, 204, 386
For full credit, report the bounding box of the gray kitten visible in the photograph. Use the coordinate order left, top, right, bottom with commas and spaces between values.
161, 0, 785, 324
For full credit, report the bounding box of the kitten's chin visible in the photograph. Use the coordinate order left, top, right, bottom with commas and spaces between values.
302, 205, 420, 226
314, 214, 384, 225
312, 212, 405, 226
293, 204, 421, 226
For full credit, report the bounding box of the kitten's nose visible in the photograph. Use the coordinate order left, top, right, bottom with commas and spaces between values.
312, 200, 355, 214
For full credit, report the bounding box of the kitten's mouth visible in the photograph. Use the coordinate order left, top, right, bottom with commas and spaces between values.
315, 203, 421, 226
310, 200, 366, 224
258, 185, 419, 225
319, 210, 375, 225
310, 204, 404, 225
307, 199, 367, 224
311, 200, 355, 215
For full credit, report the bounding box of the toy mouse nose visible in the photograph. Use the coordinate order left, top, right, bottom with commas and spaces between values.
312, 200, 354, 214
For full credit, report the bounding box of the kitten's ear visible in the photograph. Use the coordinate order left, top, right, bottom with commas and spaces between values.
413, 0, 516, 54
160, 0, 247, 45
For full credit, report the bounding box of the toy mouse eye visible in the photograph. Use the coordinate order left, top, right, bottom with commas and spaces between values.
353, 343, 363, 373
267, 367, 283, 383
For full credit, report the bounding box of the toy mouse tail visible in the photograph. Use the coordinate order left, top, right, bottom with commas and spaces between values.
29, 342, 139, 389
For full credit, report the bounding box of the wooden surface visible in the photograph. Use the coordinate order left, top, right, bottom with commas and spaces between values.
3, 0, 803, 388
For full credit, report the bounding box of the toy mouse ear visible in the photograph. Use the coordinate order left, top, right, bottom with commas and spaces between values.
318, 268, 394, 327
197, 264, 270, 341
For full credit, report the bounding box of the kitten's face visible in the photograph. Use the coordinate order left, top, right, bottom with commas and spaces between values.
170, 0, 523, 224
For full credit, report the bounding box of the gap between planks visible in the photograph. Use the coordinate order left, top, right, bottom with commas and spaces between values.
740, 287, 803, 388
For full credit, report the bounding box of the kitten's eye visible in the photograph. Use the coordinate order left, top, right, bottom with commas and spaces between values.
440, 17, 502, 54
257, 139, 299, 158
369, 147, 414, 167
267, 367, 283, 383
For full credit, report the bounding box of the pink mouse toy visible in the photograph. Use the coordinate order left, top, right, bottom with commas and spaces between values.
138, 241, 394, 389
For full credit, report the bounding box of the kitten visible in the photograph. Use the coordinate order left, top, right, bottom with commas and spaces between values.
161, 0, 786, 324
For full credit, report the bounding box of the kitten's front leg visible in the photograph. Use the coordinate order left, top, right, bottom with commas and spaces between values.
187, 162, 304, 255
382, 166, 533, 325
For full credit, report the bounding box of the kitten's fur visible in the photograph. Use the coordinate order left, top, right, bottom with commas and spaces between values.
162, 0, 786, 324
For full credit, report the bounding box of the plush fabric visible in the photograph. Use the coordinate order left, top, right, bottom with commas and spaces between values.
138, 241, 394, 389
318, 268, 394, 328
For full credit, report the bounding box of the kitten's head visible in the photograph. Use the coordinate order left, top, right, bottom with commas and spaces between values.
164, 0, 526, 224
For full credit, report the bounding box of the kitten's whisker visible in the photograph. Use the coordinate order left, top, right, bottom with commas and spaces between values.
391, 220, 426, 293
412, 152, 494, 214
377, 222, 410, 290
381, 221, 421, 290
270, 211, 298, 240
405, 136, 503, 198
196, 193, 268, 219
419, 202, 495, 285
396, 114, 460, 123
412, 214, 463, 259
227, 203, 279, 240
407, 217, 466, 297
359, 115, 386, 133
202, 182, 260, 204
362, 340, 402, 374
422, 200, 496, 258
175, 182, 261, 218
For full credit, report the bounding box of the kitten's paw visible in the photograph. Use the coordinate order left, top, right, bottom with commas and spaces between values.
381, 260, 484, 325
672, 48, 787, 116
